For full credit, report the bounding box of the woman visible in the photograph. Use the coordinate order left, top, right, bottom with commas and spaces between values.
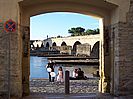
57, 66, 63, 82
72, 69, 78, 78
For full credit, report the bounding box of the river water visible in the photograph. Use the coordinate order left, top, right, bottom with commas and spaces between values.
30, 56, 99, 79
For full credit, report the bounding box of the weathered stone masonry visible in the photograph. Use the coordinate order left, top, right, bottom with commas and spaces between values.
103, 1, 133, 95
0, 22, 22, 98
110, 3, 133, 94
117, 8, 133, 95
0, 0, 133, 99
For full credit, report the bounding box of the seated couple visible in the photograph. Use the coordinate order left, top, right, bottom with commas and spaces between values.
70, 68, 87, 80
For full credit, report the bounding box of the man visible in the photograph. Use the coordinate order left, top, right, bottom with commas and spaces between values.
77, 68, 85, 80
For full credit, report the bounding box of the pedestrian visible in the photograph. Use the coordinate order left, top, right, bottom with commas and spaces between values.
46, 63, 54, 82
57, 66, 63, 82
50, 67, 56, 82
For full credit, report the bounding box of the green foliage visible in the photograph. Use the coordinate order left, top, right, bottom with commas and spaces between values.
68, 27, 99, 36
68, 27, 85, 36
86, 28, 99, 35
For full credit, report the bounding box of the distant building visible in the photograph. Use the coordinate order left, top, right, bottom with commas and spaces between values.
30, 40, 43, 50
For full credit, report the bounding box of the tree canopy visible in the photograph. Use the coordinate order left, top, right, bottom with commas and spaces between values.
68, 27, 99, 36
68, 27, 85, 36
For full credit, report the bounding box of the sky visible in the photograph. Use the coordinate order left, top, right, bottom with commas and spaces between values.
30, 12, 99, 40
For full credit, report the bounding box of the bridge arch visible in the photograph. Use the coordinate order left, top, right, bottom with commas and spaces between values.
61, 41, 67, 46
72, 41, 81, 53
18, 0, 119, 97
52, 42, 57, 46
90, 41, 99, 58
46, 42, 50, 48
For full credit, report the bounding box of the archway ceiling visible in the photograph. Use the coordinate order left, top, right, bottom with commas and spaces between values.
19, 0, 118, 18
20, 0, 117, 9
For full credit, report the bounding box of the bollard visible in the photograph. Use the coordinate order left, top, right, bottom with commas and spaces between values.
65, 70, 70, 94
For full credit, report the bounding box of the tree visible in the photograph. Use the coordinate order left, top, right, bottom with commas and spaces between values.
68, 27, 99, 36
86, 29, 94, 35
94, 28, 99, 34
68, 27, 85, 36
86, 28, 99, 35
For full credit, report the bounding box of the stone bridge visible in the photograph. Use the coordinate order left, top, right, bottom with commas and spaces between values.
0, 0, 133, 98
43, 34, 100, 50
30, 35, 100, 57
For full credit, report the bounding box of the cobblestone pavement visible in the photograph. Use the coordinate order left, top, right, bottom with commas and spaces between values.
30, 78, 99, 94
21, 79, 133, 99
22, 93, 133, 99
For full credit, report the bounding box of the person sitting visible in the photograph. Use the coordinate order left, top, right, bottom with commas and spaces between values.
77, 68, 86, 80
72, 68, 78, 78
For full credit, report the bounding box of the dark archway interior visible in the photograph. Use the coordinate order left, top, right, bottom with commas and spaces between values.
61, 41, 67, 46
52, 42, 57, 46
90, 41, 99, 58
73, 41, 81, 53
46, 42, 50, 47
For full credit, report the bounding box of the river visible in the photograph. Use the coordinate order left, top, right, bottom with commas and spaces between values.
30, 56, 99, 79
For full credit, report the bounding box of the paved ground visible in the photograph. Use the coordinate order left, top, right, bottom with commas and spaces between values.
22, 79, 133, 99
30, 79, 98, 94
22, 93, 133, 99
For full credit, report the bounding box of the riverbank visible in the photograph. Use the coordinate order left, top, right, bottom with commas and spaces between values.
30, 78, 99, 94
30, 53, 74, 57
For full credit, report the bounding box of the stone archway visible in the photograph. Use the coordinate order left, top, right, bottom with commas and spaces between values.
1, 0, 132, 98
19, 0, 116, 96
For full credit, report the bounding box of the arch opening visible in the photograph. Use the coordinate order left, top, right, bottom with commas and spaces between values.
90, 41, 99, 58
61, 41, 67, 46
46, 42, 50, 48
52, 42, 57, 46
72, 41, 81, 55
19, 0, 117, 96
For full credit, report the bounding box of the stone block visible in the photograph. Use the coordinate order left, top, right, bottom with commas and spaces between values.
9, 52, 20, 66
10, 82, 22, 98
10, 33, 19, 51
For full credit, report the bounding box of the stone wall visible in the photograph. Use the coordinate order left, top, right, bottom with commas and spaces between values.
0, 24, 22, 98
108, 1, 133, 95
117, 1, 133, 95
102, 0, 133, 95
0, 23, 9, 97
117, 12, 133, 95
119, 25, 133, 95
76, 43, 91, 56
104, 20, 133, 95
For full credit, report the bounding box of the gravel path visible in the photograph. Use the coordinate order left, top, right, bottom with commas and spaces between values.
30, 78, 99, 94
